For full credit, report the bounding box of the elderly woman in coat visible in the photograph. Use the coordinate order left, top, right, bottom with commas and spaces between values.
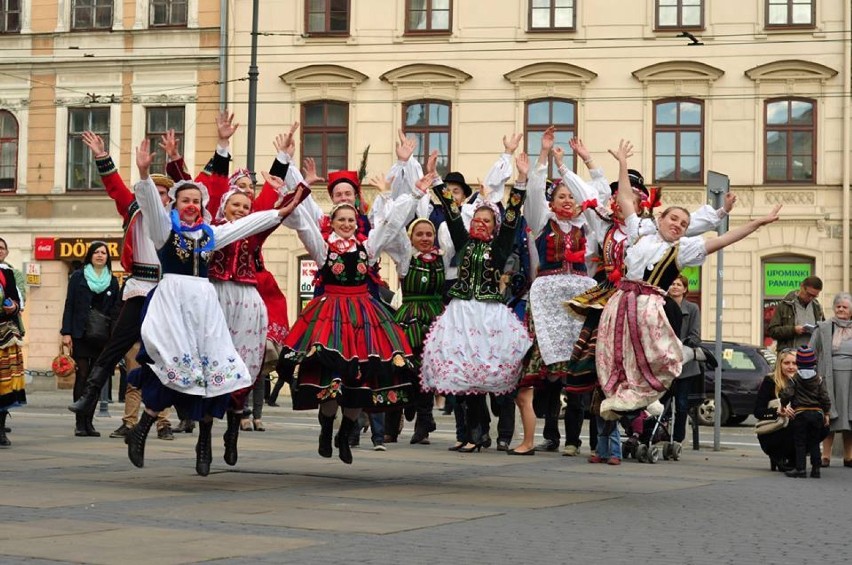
810, 292, 852, 467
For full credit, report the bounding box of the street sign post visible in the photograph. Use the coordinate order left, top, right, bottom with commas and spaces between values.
706, 171, 729, 451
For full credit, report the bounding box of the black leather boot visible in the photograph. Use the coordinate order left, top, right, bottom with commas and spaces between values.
126, 411, 157, 468
223, 411, 240, 466
318, 412, 335, 458
337, 416, 357, 464
196, 420, 213, 476
68, 366, 110, 415
0, 410, 9, 447
74, 413, 87, 437
84, 405, 100, 437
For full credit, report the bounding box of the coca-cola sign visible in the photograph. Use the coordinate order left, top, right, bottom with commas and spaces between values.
33, 237, 121, 261
33, 237, 55, 260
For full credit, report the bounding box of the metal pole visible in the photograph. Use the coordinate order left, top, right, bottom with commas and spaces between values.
706, 171, 729, 452
218, 0, 228, 110
713, 248, 724, 451
97, 374, 111, 418
246, 0, 260, 182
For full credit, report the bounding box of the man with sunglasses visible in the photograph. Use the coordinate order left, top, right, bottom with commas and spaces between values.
768, 276, 825, 352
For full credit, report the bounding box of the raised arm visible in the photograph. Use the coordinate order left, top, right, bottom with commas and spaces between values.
608, 140, 637, 220
703, 205, 781, 256
135, 139, 172, 248
83, 131, 135, 220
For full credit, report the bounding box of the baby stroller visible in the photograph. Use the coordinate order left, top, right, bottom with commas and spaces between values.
620, 397, 679, 463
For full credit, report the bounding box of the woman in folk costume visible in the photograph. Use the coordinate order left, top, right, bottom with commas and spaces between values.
387, 215, 445, 446
126, 139, 305, 476
510, 138, 597, 456
277, 175, 429, 465
0, 240, 24, 447
596, 140, 781, 419
420, 141, 532, 453
163, 118, 296, 433
565, 140, 734, 394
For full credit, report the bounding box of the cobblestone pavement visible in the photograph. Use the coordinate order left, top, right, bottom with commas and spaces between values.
1, 391, 849, 565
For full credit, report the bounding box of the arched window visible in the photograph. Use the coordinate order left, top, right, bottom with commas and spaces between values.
403, 100, 451, 177
524, 98, 576, 177
0, 110, 17, 192
301, 101, 349, 177
764, 98, 815, 183
653, 98, 703, 184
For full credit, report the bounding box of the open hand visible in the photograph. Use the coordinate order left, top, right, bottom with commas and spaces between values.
607, 139, 634, 163
82, 131, 107, 157
135, 138, 154, 178
569, 137, 590, 163
723, 192, 738, 213
216, 110, 240, 142
395, 129, 417, 161
261, 171, 285, 190
158, 129, 180, 160
503, 133, 523, 154
302, 157, 324, 186
278, 184, 305, 218
515, 153, 530, 178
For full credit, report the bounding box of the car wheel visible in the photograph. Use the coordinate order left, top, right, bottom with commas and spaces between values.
696, 398, 732, 426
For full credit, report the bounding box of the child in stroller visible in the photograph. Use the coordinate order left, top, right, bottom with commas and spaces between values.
620, 398, 681, 463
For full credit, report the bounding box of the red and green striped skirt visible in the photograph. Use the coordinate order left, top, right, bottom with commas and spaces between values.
280, 285, 416, 411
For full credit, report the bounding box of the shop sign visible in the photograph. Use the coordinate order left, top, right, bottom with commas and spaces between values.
24, 262, 41, 286
299, 258, 317, 295
681, 265, 700, 292
763, 262, 811, 297
33, 237, 122, 261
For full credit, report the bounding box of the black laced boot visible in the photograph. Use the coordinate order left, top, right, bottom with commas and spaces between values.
318, 412, 336, 458
125, 411, 157, 467
337, 417, 357, 464
196, 420, 213, 476
223, 411, 240, 466
0, 410, 9, 447
68, 366, 110, 415
84, 405, 100, 437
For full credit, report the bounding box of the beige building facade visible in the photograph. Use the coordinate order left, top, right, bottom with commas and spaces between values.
0, 0, 224, 375
222, 0, 851, 349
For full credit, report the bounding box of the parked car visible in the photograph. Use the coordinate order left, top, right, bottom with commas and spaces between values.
695, 341, 775, 426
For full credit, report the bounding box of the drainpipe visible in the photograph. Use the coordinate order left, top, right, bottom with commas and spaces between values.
842, 0, 850, 291
219, 0, 228, 109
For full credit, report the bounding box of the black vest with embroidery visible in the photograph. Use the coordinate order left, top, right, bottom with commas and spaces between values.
642, 245, 681, 291
158, 230, 212, 278
319, 243, 369, 287
535, 219, 587, 275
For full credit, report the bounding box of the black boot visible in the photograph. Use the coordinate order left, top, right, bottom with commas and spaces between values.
196, 421, 213, 476
3, 409, 10, 433
74, 413, 87, 437
318, 412, 335, 458
223, 411, 240, 466
337, 417, 357, 464
0, 410, 9, 447
125, 411, 157, 468
68, 366, 110, 415
84, 406, 100, 437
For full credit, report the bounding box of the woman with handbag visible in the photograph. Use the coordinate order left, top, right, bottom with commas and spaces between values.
0, 237, 25, 447
754, 349, 798, 471
60, 241, 120, 437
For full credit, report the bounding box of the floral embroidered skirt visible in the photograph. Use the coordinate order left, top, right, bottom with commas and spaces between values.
421, 298, 533, 396
527, 272, 596, 366
140, 274, 255, 398
279, 285, 416, 411
211, 280, 268, 382
596, 280, 683, 420
0, 319, 25, 410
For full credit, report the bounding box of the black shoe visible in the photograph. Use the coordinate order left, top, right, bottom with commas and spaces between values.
337, 417, 357, 464
174, 419, 195, 434
481, 434, 492, 449
318, 413, 335, 458
536, 439, 559, 452
196, 421, 213, 476
223, 411, 240, 466
158, 426, 175, 441
457, 443, 482, 453
74, 414, 87, 437
84, 416, 100, 437
126, 411, 157, 468
67, 366, 110, 415
785, 469, 807, 478
507, 447, 536, 456
110, 424, 132, 439
496, 440, 510, 452
811, 467, 821, 478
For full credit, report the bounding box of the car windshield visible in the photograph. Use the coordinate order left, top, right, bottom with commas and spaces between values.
721, 348, 758, 371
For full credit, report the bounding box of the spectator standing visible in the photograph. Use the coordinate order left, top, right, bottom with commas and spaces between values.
810, 292, 852, 467
767, 276, 824, 352
0, 241, 25, 447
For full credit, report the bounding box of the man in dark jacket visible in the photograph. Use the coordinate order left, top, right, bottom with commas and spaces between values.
767, 276, 824, 352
